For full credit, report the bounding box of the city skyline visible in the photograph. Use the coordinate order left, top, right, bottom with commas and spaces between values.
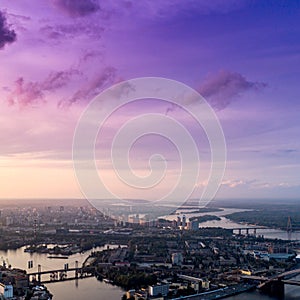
0, 0, 299, 201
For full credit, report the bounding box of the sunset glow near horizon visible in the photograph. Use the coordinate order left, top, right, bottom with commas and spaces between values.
0, 0, 300, 201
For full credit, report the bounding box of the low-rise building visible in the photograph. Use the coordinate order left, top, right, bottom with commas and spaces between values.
0, 283, 13, 299
171, 253, 183, 265
149, 283, 169, 297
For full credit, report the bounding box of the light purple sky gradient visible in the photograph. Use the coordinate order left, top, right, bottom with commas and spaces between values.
0, 0, 299, 200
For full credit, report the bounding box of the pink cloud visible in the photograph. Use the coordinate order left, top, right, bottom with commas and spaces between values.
8, 77, 44, 106
7, 68, 80, 107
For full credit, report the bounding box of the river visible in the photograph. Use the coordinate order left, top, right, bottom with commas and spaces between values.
166, 208, 300, 240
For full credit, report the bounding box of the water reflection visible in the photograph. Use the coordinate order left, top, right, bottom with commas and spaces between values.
0, 245, 125, 300
46, 277, 124, 300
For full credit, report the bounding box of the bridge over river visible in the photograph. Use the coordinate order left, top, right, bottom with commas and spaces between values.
27, 265, 95, 283
242, 268, 300, 297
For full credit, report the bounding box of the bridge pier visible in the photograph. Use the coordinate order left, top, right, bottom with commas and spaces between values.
75, 260, 78, 278
261, 280, 284, 298
37, 264, 41, 282
233, 227, 261, 236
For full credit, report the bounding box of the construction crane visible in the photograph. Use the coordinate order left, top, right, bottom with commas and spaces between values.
287, 216, 292, 240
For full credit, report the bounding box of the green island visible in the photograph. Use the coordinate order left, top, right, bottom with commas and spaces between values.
189, 215, 221, 223
172, 207, 223, 215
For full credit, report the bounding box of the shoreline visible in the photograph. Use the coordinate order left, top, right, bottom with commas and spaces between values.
171, 283, 257, 300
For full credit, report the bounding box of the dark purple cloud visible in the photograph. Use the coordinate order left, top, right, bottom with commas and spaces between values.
198, 70, 267, 110
52, 0, 100, 17
0, 10, 17, 49
43, 69, 81, 91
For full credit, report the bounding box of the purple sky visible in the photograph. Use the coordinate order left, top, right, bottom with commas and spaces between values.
0, 0, 299, 201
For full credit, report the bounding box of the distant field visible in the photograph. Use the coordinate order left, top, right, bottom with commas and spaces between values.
225, 207, 300, 230
209, 198, 300, 209
0, 198, 89, 208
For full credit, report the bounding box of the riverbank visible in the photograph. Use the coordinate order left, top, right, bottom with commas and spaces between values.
172, 283, 256, 300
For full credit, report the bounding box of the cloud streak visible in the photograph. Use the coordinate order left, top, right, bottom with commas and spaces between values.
165, 70, 267, 114
199, 70, 267, 110
40, 22, 104, 41
103, 0, 248, 20
59, 66, 117, 107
